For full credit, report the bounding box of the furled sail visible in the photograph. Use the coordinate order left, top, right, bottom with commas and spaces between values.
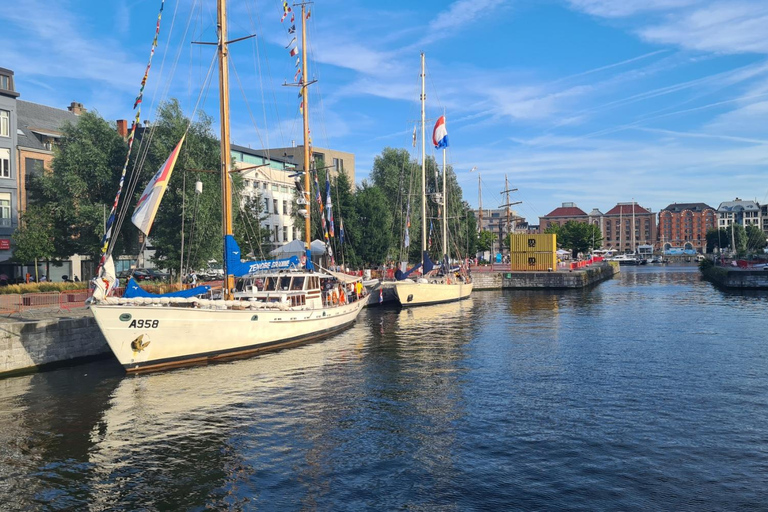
123, 278, 210, 298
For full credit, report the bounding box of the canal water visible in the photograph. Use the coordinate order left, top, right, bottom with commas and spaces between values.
1, 265, 767, 510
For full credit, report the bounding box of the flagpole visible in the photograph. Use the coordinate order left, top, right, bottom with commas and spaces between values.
442, 145, 448, 265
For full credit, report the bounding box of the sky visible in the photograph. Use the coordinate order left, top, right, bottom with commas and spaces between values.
3, 0, 768, 224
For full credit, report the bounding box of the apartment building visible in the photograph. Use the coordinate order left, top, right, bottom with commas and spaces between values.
658, 203, 716, 253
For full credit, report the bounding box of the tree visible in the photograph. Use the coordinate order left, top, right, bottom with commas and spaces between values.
28, 111, 129, 261
370, 148, 420, 261
545, 221, 603, 258
330, 170, 360, 267
233, 193, 272, 260
746, 224, 767, 254
13, 205, 55, 280
139, 100, 223, 274
477, 230, 495, 253
355, 183, 393, 266
705, 228, 726, 254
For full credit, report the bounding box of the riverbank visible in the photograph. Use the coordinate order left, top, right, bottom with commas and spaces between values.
700, 264, 768, 289
0, 310, 109, 377
473, 261, 618, 290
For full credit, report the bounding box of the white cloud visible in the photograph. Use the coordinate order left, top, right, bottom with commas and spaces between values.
567, 0, 703, 18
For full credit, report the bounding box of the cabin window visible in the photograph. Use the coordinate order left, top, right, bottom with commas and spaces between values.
291, 276, 305, 290
253, 278, 265, 291
235, 278, 245, 292
265, 276, 278, 291
280, 276, 291, 290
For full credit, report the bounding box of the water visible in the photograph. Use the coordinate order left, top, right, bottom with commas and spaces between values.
2, 265, 768, 510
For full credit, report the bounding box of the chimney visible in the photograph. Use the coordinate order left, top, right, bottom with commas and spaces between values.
116, 119, 128, 138
67, 101, 86, 115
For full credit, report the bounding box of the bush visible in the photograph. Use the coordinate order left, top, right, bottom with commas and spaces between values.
0, 282, 89, 295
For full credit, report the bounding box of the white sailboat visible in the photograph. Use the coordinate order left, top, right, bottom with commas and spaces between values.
393, 53, 473, 307
90, 0, 366, 372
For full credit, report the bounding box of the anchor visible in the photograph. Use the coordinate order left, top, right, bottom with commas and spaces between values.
131, 334, 150, 351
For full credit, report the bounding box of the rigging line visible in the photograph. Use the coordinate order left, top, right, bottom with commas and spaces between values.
243, 0, 273, 152
107, 0, 197, 257
230, 58, 266, 148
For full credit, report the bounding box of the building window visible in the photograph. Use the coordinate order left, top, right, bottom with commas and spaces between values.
0, 193, 10, 227
264, 197, 269, 213
274, 225, 279, 241
0, 148, 10, 178
0, 75, 8, 91
283, 201, 288, 215
273, 199, 279, 214
0, 110, 8, 138
333, 157, 342, 172
283, 226, 288, 241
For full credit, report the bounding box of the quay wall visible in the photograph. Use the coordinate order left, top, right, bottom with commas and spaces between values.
474, 262, 617, 290
701, 266, 768, 289
0, 316, 109, 377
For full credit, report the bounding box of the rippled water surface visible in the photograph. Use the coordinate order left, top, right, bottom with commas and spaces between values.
2, 265, 768, 510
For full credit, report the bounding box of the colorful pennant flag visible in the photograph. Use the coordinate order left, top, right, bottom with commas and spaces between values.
326, 175, 334, 238
289, 46, 298, 57
132, 134, 185, 236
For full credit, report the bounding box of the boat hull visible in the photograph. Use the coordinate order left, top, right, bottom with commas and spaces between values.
90, 300, 366, 372
393, 281, 473, 307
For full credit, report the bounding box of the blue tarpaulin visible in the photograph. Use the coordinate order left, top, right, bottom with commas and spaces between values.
225, 235, 300, 276
123, 278, 210, 298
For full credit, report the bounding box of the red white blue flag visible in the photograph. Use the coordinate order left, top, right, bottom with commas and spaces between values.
432, 115, 449, 149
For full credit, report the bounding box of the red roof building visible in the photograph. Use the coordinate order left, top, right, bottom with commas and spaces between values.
658, 203, 716, 253
538, 202, 588, 233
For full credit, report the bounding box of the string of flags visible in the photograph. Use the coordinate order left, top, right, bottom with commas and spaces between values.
98, 0, 165, 269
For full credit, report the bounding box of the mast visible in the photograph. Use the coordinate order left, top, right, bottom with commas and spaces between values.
441, 129, 448, 264
301, 3, 312, 270
420, 52, 427, 268
632, 199, 636, 253
499, 175, 520, 257
217, 0, 234, 297
478, 172, 482, 232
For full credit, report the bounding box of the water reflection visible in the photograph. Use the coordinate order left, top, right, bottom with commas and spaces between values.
1, 266, 768, 510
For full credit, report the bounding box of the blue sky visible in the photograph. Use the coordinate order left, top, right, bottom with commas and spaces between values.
4, 0, 768, 223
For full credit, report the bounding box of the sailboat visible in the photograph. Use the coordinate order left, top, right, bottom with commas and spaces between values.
393, 53, 473, 307
89, 0, 366, 372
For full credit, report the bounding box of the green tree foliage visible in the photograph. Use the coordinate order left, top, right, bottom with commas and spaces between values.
746, 224, 767, 253
354, 183, 393, 266
545, 221, 603, 258
477, 230, 495, 253
330, 170, 360, 267
233, 193, 272, 260
27, 111, 128, 261
370, 148, 420, 261
12, 205, 56, 276
705, 228, 726, 253
140, 100, 222, 274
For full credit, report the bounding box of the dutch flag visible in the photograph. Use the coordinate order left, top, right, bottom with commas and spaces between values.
432, 115, 449, 149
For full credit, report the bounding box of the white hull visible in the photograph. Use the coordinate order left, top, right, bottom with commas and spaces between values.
90, 299, 366, 372
393, 280, 473, 307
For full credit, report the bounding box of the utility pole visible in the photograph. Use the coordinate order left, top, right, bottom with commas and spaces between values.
499, 174, 521, 257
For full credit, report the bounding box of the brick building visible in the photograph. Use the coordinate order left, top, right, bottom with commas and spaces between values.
603, 202, 657, 253
658, 203, 716, 253
538, 202, 588, 232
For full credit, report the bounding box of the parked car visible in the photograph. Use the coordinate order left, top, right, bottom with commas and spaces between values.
141, 268, 170, 281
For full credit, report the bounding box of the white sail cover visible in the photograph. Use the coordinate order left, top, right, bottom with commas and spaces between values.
132, 134, 185, 235
92, 255, 117, 301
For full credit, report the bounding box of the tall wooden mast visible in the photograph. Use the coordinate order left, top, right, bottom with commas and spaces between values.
217, 0, 234, 296
301, 3, 312, 269
420, 53, 427, 267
